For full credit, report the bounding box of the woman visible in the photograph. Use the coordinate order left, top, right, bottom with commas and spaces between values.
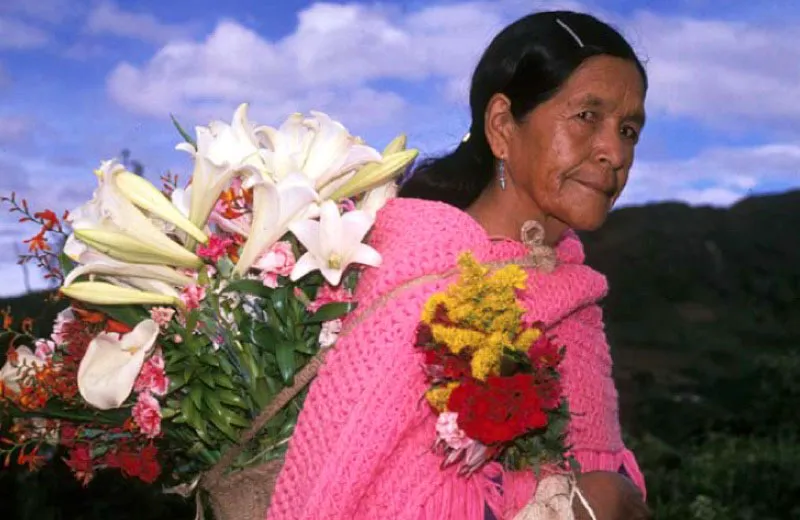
269, 10, 650, 519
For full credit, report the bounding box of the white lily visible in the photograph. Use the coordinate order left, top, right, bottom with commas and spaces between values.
77, 319, 160, 410
177, 103, 265, 229
0, 346, 44, 394
68, 160, 203, 267
171, 186, 191, 218
260, 111, 382, 191
256, 113, 314, 181
358, 179, 398, 218
233, 173, 318, 276
290, 200, 382, 286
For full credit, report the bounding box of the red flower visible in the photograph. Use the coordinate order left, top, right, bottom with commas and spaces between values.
59, 423, 79, 447
422, 346, 471, 380
527, 335, 563, 369
443, 356, 471, 379
448, 374, 548, 445
64, 443, 93, 475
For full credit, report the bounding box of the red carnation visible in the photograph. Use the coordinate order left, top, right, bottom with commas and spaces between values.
527, 335, 563, 369
448, 374, 549, 445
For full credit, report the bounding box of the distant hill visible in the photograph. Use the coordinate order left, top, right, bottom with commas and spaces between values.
579, 189, 800, 419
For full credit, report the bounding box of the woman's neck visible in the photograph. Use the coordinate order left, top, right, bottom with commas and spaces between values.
465, 185, 568, 246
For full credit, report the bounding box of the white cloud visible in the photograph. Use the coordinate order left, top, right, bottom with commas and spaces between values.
629, 12, 800, 128
0, 16, 49, 49
105, 2, 526, 128
620, 143, 800, 206
85, 1, 196, 45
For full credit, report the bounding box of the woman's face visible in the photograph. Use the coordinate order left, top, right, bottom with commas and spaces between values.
492, 55, 646, 232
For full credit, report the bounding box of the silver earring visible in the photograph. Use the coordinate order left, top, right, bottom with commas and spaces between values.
498, 159, 506, 190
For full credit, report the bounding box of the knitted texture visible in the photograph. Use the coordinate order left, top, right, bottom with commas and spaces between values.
267, 198, 646, 520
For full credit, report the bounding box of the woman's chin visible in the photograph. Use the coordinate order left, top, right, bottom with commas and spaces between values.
560, 204, 611, 231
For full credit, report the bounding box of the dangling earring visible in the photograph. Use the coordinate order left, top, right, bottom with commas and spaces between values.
498, 158, 507, 190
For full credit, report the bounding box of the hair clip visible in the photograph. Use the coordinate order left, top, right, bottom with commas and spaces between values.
556, 18, 585, 48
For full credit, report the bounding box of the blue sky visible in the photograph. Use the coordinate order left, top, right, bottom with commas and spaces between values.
1, 0, 799, 296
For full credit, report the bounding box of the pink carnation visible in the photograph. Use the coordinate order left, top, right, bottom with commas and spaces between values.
197, 234, 233, 263
308, 284, 353, 313
435, 412, 474, 451
34, 338, 56, 361
132, 392, 162, 438
149, 307, 175, 328
180, 284, 206, 310
319, 319, 343, 349
253, 241, 296, 288
50, 308, 75, 345
134, 354, 169, 396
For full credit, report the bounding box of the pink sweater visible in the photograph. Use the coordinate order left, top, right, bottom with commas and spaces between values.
267, 198, 646, 520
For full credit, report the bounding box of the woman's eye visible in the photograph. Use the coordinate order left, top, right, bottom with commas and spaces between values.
577, 111, 596, 122
621, 126, 640, 142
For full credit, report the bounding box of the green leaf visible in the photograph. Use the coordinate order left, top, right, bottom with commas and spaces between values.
204, 394, 241, 442
180, 396, 199, 425
251, 325, 280, 350
214, 373, 236, 390
218, 389, 249, 411
252, 377, 272, 409
222, 279, 273, 299
189, 384, 204, 410
171, 114, 196, 149
168, 372, 187, 392
305, 302, 357, 324
198, 371, 216, 388
276, 342, 296, 383
85, 304, 149, 327
271, 286, 288, 315
58, 252, 76, 277
200, 353, 220, 368
295, 338, 318, 355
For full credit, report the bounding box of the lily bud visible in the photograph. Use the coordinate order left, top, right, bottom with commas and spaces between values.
115, 171, 208, 243
330, 149, 418, 201
61, 281, 180, 307
75, 229, 203, 269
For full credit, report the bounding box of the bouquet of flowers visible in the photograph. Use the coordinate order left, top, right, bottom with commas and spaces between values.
0, 103, 417, 519
414, 252, 575, 476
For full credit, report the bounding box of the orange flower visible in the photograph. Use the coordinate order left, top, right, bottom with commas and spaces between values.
34, 209, 59, 231
23, 231, 49, 252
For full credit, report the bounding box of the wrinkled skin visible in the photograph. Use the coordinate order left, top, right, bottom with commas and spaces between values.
468, 55, 646, 245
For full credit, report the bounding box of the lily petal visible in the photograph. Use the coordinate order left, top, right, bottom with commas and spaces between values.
78, 319, 159, 410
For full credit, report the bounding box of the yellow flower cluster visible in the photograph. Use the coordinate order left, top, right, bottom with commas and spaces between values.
421, 253, 531, 382
425, 381, 460, 412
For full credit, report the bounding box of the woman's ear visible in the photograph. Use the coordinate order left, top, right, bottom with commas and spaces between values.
484, 93, 516, 160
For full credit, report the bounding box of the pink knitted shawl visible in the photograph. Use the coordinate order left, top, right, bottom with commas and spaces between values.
267, 198, 646, 520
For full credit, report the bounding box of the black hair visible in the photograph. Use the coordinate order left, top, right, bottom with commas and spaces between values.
398, 10, 648, 209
